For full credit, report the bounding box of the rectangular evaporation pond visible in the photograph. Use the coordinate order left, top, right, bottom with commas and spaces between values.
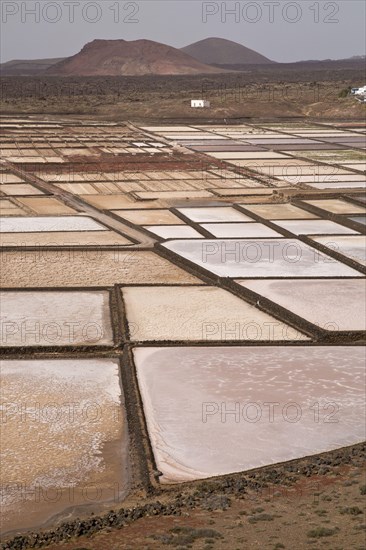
0, 198, 25, 216
274, 166, 351, 176
40, 173, 73, 183
177, 207, 254, 223
271, 219, 358, 236
0, 291, 114, 347
142, 126, 198, 132
0, 174, 24, 184
341, 163, 366, 171
180, 140, 233, 146
297, 174, 365, 183
212, 179, 266, 189
81, 195, 147, 209
162, 133, 216, 139
162, 239, 361, 278
122, 286, 307, 342
0, 231, 131, 247
346, 194, 366, 205
134, 191, 213, 200
9, 157, 64, 164
191, 146, 265, 153
208, 152, 289, 160
234, 159, 312, 167
184, 140, 238, 146
0, 359, 128, 533
0, 199, 18, 210
60, 148, 93, 156
56, 183, 98, 195
308, 181, 366, 190
307, 152, 365, 161
324, 139, 366, 145
134, 346, 365, 483
250, 167, 317, 177
245, 139, 321, 145
112, 209, 185, 225
303, 199, 366, 215
241, 204, 318, 220
274, 144, 344, 151
201, 223, 282, 239
212, 188, 271, 196
144, 225, 203, 239
311, 235, 366, 266
0, 184, 44, 195
348, 215, 366, 226
0, 216, 107, 233
16, 197, 77, 215
238, 279, 365, 332
0, 250, 200, 288
0, 209, 25, 217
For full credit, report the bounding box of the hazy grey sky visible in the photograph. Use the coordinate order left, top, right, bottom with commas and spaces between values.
1, 0, 365, 63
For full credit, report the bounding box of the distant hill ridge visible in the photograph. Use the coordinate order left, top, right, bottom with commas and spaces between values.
181, 37, 274, 66
46, 39, 224, 76
1, 38, 364, 76
0, 58, 65, 76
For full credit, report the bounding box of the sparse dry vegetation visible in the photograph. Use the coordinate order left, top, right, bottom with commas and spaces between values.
1, 60, 365, 120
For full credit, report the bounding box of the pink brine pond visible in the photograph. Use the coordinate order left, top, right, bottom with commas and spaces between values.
134, 346, 365, 483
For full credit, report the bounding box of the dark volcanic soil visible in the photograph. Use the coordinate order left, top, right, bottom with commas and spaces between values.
1, 60, 365, 119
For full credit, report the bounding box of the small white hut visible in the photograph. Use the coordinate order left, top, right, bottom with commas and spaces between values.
191, 99, 210, 108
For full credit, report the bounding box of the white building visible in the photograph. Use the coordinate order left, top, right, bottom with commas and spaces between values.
352, 86, 366, 95
191, 99, 210, 108
356, 86, 366, 95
